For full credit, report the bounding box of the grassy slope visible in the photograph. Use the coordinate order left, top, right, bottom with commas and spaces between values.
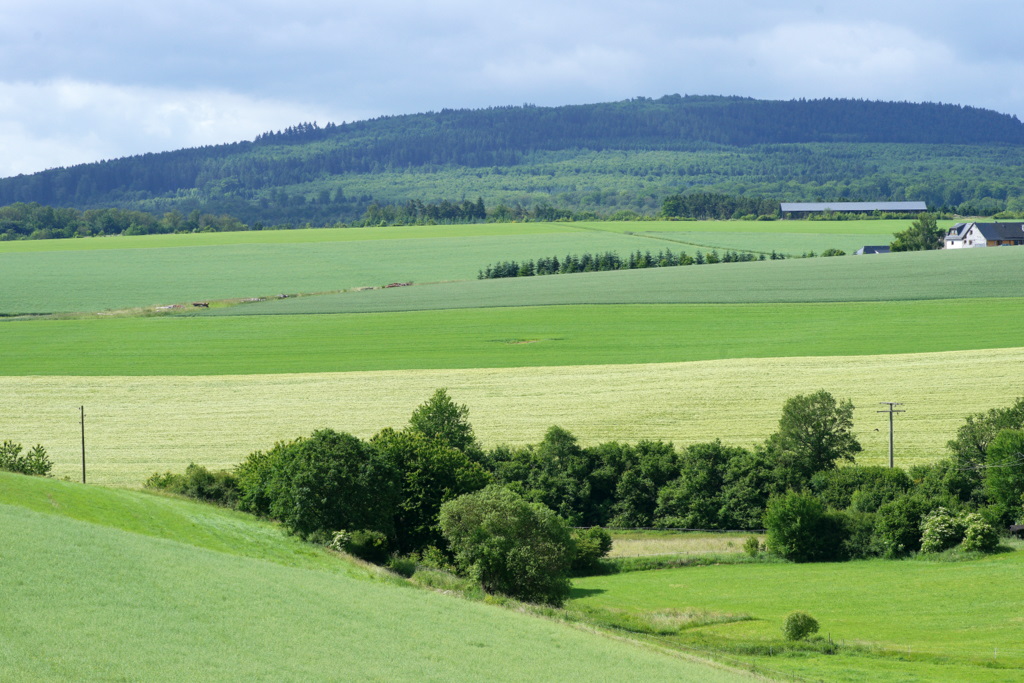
3, 298, 1023, 376
4, 348, 1022, 485
0, 219, 948, 314
571, 552, 1024, 681
217, 247, 1024, 315
0, 474, 744, 682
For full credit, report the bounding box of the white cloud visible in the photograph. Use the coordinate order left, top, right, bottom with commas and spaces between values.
0, 80, 351, 176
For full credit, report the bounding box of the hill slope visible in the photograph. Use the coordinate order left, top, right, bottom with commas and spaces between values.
0, 473, 745, 681
3, 96, 1024, 223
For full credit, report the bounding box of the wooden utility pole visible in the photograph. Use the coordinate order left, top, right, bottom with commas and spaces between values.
877, 402, 905, 468
80, 406, 86, 483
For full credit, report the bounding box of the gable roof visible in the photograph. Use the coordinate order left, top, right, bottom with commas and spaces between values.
780, 201, 927, 213
855, 245, 891, 254
970, 222, 1024, 241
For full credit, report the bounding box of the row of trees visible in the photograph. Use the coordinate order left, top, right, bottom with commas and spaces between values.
142, 390, 1024, 604
0, 203, 249, 240
478, 249, 761, 279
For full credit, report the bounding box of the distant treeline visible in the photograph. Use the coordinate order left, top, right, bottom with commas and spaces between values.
1, 95, 1023, 226
0, 203, 251, 240
479, 248, 765, 279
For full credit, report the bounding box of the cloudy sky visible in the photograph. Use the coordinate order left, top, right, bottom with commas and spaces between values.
2, 1, 1023, 177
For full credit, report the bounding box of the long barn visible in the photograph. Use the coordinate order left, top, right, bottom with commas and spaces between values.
780, 201, 927, 218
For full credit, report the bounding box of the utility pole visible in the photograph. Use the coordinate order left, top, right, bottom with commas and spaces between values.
80, 406, 86, 484
877, 402, 905, 468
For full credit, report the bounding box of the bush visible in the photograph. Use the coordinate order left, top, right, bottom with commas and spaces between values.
571, 527, 613, 572
782, 612, 820, 641
764, 491, 846, 562
144, 463, 238, 506
0, 441, 52, 476
439, 485, 574, 606
920, 507, 965, 553
328, 529, 391, 564
960, 513, 1000, 553
872, 494, 929, 558
743, 535, 762, 557
388, 556, 417, 578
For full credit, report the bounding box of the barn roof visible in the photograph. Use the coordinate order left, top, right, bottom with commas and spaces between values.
780, 201, 927, 213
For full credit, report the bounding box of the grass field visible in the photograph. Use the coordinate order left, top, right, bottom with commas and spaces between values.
0, 473, 746, 682
0, 219, 966, 314
4, 298, 1023, 376
571, 548, 1024, 681
216, 247, 1024, 315
608, 531, 762, 558
4, 347, 1021, 486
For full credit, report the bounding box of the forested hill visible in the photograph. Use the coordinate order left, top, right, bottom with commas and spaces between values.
3, 95, 1024, 225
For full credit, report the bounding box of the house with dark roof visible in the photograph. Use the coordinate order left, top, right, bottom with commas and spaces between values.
780, 201, 927, 218
944, 222, 1024, 248
855, 245, 891, 255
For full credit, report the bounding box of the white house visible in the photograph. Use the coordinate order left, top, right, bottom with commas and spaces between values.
944, 222, 1024, 249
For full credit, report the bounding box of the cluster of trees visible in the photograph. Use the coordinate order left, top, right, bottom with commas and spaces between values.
0, 441, 52, 476
144, 390, 1024, 603
359, 198, 486, 226
890, 213, 944, 251
479, 248, 761, 279
0, 203, 251, 240
661, 191, 780, 220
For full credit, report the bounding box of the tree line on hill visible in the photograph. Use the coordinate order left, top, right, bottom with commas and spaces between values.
1, 95, 1024, 226
130, 389, 1024, 606
478, 248, 765, 279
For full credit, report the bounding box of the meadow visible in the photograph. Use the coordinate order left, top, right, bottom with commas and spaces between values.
4, 347, 1022, 486
0, 218, 937, 314
0, 473, 745, 682
571, 548, 1024, 681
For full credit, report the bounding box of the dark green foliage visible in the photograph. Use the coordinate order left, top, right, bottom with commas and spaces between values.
329, 529, 390, 564
890, 213, 943, 251
388, 556, 417, 578
820, 248, 846, 257
919, 507, 966, 553
571, 527, 613, 573
655, 441, 749, 529
763, 491, 847, 562
743, 535, 762, 557
947, 397, 1024, 470
907, 459, 981, 508
606, 441, 679, 528
407, 388, 480, 455
982, 429, 1024, 525
144, 463, 238, 506
235, 429, 400, 541
478, 248, 758, 280
438, 485, 574, 606
765, 390, 861, 487
809, 466, 911, 513
836, 510, 877, 560
718, 446, 785, 529
872, 494, 931, 558
0, 441, 52, 477
370, 428, 491, 555
782, 612, 820, 641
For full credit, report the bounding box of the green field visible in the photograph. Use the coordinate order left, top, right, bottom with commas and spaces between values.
4, 347, 1021, 486
0, 218, 941, 314
0, 473, 745, 682
571, 550, 1024, 681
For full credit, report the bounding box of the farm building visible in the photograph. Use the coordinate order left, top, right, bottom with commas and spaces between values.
780, 201, 927, 218
944, 222, 1024, 248
855, 245, 891, 255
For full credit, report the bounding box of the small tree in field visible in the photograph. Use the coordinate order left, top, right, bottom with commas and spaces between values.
439, 485, 574, 606
890, 213, 942, 251
783, 612, 820, 641
0, 441, 52, 476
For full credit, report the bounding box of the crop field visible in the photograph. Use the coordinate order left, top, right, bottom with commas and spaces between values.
0, 218, 959, 314
4, 347, 1021, 486
571, 549, 1024, 681
608, 531, 762, 558
216, 247, 1024, 315
0, 474, 745, 682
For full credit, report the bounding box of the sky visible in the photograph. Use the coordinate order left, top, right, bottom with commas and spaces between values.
2, 0, 1023, 177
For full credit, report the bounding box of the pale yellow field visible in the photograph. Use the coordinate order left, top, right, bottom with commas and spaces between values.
608, 532, 763, 557
3, 348, 1022, 486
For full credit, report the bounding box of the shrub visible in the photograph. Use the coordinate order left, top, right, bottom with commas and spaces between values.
920, 507, 965, 554
764, 491, 846, 562
571, 527, 613, 572
782, 612, 820, 641
329, 529, 391, 564
743, 535, 761, 557
144, 463, 238, 506
820, 248, 846, 257
960, 513, 1000, 553
872, 494, 929, 558
0, 441, 52, 476
388, 556, 417, 578
439, 485, 574, 606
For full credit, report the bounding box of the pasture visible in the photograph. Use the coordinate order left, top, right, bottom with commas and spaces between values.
0, 473, 745, 682
571, 547, 1024, 681
4, 347, 1021, 486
